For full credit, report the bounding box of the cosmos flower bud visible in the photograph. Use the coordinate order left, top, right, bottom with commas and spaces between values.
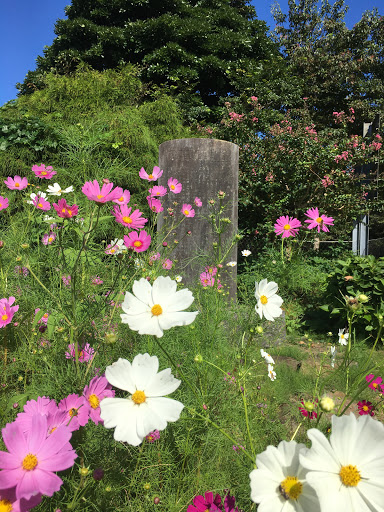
319, 396, 335, 412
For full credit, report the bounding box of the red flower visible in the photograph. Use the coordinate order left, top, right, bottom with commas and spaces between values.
357, 400, 374, 416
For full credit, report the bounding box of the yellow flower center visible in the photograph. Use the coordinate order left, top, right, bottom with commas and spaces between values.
111, 248, 115, 253
22, 453, 38, 471
184, 210, 189, 215
284, 224, 291, 230
279, 476, 303, 500
122, 216, 132, 224
373, 382, 378, 389
67, 209, 72, 216
48, 427, 57, 434
316, 217, 323, 224
2, 315, 8, 321
133, 240, 143, 247
341, 334, 345, 339
171, 185, 175, 190
69, 407, 78, 417
118, 197, 124, 202
363, 405, 369, 411
48, 237, 53, 242
151, 304, 163, 316
148, 174, 153, 179
41, 171, 47, 175
38, 203, 43, 208
97, 194, 104, 199
89, 394, 100, 409
0, 499, 13, 512
15, 183, 19, 187
132, 390, 146, 404
62, 208, 66, 213
339, 465, 361, 487
260, 295, 268, 305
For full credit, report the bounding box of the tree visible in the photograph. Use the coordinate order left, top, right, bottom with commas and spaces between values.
17, 0, 278, 111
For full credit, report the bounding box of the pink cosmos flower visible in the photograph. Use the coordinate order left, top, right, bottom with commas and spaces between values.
32, 195, 51, 211
168, 177, 182, 194
187, 491, 240, 512
82, 180, 123, 204
58, 394, 89, 430
15, 397, 58, 434
112, 189, 131, 205
32, 164, 57, 179
91, 276, 103, 285
65, 343, 95, 363
205, 266, 217, 276
123, 230, 151, 253
162, 258, 173, 270
34, 309, 50, 325
139, 166, 163, 181
112, 204, 148, 229
53, 198, 79, 218
46, 409, 77, 434
14, 266, 29, 278
298, 399, 318, 419
0, 414, 77, 501
304, 207, 334, 233
194, 197, 202, 207
42, 232, 56, 245
4, 176, 28, 190
0, 486, 42, 512
274, 215, 302, 238
147, 196, 163, 213
200, 272, 215, 287
62, 275, 71, 287
0, 297, 19, 328
148, 185, 167, 198
181, 204, 195, 218
145, 430, 160, 443
0, 196, 9, 211
83, 376, 115, 425
366, 373, 384, 393
357, 400, 374, 416
149, 252, 161, 262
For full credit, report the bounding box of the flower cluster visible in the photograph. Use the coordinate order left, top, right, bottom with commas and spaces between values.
274, 207, 334, 238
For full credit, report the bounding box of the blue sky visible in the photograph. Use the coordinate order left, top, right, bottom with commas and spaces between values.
0, 0, 382, 106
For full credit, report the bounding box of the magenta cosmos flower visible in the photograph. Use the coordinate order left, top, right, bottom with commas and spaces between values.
15, 397, 58, 434
32, 164, 57, 179
181, 204, 195, 218
304, 207, 334, 232
42, 232, 56, 245
366, 373, 384, 393
0, 414, 77, 501
148, 185, 167, 197
162, 258, 173, 270
112, 188, 130, 205
200, 272, 215, 287
147, 196, 163, 213
65, 343, 95, 363
53, 198, 79, 218
145, 430, 160, 443
139, 166, 163, 181
112, 204, 148, 229
123, 230, 151, 253
0, 297, 19, 328
358, 400, 374, 416
32, 195, 51, 211
168, 177, 182, 194
83, 376, 115, 425
82, 180, 123, 204
274, 215, 302, 238
0, 196, 9, 211
0, 485, 42, 512
58, 394, 89, 430
4, 176, 28, 190
188, 491, 239, 512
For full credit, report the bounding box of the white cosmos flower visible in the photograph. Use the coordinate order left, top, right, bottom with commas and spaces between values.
261, 349, 275, 365
175, 275, 182, 283
105, 239, 125, 256
242, 249, 252, 257
300, 413, 384, 512
255, 279, 283, 321
267, 364, 276, 381
250, 440, 320, 512
46, 183, 74, 196
27, 191, 47, 204
338, 328, 349, 346
120, 276, 198, 337
226, 261, 237, 267
100, 354, 184, 446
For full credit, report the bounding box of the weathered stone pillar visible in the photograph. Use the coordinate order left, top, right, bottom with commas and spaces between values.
158, 138, 239, 298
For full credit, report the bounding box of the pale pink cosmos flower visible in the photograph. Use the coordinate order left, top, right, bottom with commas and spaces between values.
58, 393, 89, 430
4, 176, 28, 190
65, 343, 94, 363
62, 275, 71, 287
0, 486, 42, 512
205, 266, 218, 276
105, 239, 124, 255
82, 180, 123, 204
200, 272, 215, 287
123, 230, 151, 253
304, 207, 334, 232
42, 232, 56, 245
0, 297, 19, 328
32, 195, 51, 211
0, 196, 9, 211
32, 164, 57, 179
53, 198, 79, 218
83, 376, 115, 425
148, 185, 167, 197
139, 166, 163, 181
112, 189, 131, 205
0, 414, 77, 501
34, 309, 50, 325
162, 258, 173, 270
181, 204, 195, 218
194, 197, 202, 207
274, 215, 302, 238
168, 177, 182, 194
15, 397, 58, 434
112, 204, 148, 229
147, 196, 163, 213
149, 252, 161, 262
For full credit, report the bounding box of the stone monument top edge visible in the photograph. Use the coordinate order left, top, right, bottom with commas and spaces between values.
159, 138, 239, 149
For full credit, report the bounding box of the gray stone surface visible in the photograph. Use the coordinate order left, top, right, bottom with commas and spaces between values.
260, 312, 287, 348
158, 138, 239, 297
